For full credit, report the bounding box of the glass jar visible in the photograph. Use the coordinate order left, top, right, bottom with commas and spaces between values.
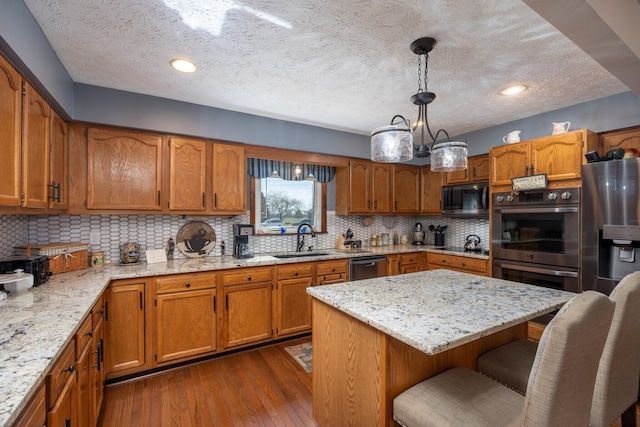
381, 233, 390, 246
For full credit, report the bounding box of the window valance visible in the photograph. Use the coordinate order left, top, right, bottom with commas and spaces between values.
247, 158, 336, 182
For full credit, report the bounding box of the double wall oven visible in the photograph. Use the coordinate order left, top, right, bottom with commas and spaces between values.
492, 188, 581, 304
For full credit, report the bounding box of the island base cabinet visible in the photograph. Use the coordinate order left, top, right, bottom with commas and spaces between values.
311, 299, 526, 427
12, 383, 46, 427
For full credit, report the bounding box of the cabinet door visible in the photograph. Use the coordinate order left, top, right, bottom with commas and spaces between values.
444, 167, 469, 185
104, 282, 146, 373
600, 126, 640, 153
277, 276, 313, 336
47, 374, 76, 427
22, 82, 50, 208
13, 383, 46, 427
470, 154, 490, 182
420, 166, 442, 215
349, 160, 372, 213
393, 165, 419, 213
223, 282, 273, 348
0, 55, 22, 207
156, 288, 217, 363
169, 137, 206, 211
87, 127, 162, 210
387, 254, 400, 276
531, 132, 583, 181
212, 142, 246, 213
371, 163, 392, 213
490, 143, 530, 186
90, 318, 105, 426
76, 340, 91, 427
49, 110, 68, 209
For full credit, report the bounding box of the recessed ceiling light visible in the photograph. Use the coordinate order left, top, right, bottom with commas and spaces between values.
501, 85, 527, 96
170, 59, 197, 73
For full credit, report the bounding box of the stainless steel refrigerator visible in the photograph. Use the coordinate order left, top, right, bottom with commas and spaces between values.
582, 158, 640, 295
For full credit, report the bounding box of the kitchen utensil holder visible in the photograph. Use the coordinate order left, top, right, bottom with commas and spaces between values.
435, 233, 445, 247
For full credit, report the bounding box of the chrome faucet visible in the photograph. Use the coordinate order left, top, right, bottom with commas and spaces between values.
296, 223, 316, 252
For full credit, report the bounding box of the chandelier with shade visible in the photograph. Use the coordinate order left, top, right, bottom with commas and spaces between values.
371, 37, 468, 172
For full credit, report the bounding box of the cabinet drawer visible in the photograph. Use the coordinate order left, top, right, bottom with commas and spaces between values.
47, 339, 76, 408
400, 253, 420, 265
427, 253, 487, 274
277, 262, 314, 280
316, 259, 348, 276
156, 272, 216, 294
316, 272, 348, 286
222, 267, 273, 286
75, 315, 93, 358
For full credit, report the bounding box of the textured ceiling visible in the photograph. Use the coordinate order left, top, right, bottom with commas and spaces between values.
23, 0, 632, 137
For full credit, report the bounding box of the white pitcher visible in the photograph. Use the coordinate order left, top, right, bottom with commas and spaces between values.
503, 130, 521, 144
552, 121, 571, 135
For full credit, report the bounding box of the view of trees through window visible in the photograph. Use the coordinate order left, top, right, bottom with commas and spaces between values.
257, 177, 318, 230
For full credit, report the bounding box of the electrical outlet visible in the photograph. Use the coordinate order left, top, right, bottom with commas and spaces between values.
89, 231, 101, 245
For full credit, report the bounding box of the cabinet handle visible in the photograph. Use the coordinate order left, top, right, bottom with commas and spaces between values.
157, 190, 161, 205
472, 167, 476, 178
185, 281, 191, 288
214, 193, 218, 208
64, 364, 75, 373
465, 170, 468, 179
85, 330, 93, 337
202, 192, 205, 207
247, 276, 252, 281
367, 200, 371, 209
331, 268, 336, 272
374, 200, 377, 209
104, 301, 109, 322
394, 201, 398, 209
442, 259, 447, 263
65, 416, 71, 427
139, 291, 143, 310
462, 262, 466, 267
213, 295, 217, 312
525, 165, 529, 175
530, 164, 535, 175
225, 294, 229, 310
294, 272, 298, 276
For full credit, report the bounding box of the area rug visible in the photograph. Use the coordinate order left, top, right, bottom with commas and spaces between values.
284, 342, 312, 373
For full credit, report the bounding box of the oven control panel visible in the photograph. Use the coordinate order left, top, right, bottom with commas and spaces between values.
494, 188, 580, 206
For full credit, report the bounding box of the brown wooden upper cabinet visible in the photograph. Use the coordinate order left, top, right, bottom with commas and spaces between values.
335, 160, 418, 215
600, 126, 640, 154
444, 154, 489, 185
420, 166, 443, 215
211, 142, 246, 214
490, 129, 597, 188
168, 137, 207, 211
86, 127, 163, 210
49, 110, 68, 209
0, 54, 23, 207
393, 164, 420, 213
22, 82, 51, 209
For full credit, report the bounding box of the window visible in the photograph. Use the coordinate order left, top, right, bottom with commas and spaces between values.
253, 177, 324, 234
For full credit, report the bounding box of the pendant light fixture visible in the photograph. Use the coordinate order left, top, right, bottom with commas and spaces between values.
410, 37, 467, 172
371, 37, 468, 171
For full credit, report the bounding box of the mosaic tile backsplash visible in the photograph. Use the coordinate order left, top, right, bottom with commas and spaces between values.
1, 213, 489, 263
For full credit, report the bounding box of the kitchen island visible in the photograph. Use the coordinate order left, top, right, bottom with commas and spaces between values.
307, 269, 574, 427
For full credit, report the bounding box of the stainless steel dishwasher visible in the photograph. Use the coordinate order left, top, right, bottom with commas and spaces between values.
349, 255, 387, 281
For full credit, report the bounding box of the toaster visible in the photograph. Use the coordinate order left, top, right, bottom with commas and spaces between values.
0, 255, 50, 286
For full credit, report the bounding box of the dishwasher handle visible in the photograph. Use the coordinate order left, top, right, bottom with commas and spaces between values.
350, 256, 387, 266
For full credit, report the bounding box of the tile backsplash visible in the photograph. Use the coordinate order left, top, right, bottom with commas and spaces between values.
1, 213, 489, 263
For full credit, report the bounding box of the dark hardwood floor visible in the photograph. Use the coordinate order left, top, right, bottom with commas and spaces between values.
99, 335, 639, 427
98, 337, 316, 427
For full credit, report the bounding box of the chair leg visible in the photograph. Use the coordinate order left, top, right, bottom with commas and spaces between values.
621, 404, 637, 427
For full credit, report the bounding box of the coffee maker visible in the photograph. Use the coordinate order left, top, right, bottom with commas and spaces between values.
233, 224, 254, 259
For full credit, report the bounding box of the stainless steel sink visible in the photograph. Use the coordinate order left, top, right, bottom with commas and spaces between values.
272, 252, 329, 259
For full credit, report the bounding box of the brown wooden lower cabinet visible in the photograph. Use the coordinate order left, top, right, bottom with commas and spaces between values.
426, 252, 489, 276
387, 252, 423, 276
47, 339, 77, 427
277, 276, 313, 336
12, 383, 46, 427
104, 280, 147, 377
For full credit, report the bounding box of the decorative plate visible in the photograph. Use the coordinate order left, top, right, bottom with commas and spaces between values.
176, 221, 216, 258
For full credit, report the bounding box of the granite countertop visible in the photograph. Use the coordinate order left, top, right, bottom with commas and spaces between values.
0, 245, 485, 427
307, 269, 574, 355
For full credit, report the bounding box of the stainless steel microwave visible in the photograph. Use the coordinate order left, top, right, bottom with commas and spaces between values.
442, 182, 489, 218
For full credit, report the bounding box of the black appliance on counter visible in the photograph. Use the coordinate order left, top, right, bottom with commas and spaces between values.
0, 255, 50, 286
233, 224, 254, 259
442, 182, 489, 218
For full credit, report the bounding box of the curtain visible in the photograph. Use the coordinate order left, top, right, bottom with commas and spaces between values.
247, 158, 336, 182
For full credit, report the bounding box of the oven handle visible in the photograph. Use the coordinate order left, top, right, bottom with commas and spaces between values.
498, 263, 579, 278
498, 207, 579, 214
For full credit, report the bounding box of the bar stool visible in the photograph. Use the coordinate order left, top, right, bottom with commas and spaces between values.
393, 291, 614, 427
477, 271, 640, 427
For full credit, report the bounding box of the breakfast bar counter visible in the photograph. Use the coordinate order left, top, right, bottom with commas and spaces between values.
307, 269, 573, 427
